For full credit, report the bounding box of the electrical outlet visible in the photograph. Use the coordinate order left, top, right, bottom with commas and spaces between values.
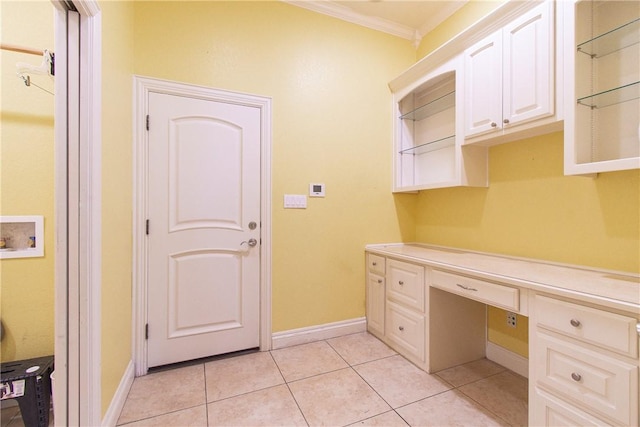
506, 312, 517, 328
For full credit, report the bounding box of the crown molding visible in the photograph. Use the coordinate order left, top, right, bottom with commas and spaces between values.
416, 1, 467, 41
283, 1, 418, 43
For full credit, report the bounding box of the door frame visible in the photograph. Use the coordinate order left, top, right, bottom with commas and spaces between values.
132, 76, 272, 376
52, 0, 102, 425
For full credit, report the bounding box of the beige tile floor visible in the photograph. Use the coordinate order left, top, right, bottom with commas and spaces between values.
116, 332, 528, 427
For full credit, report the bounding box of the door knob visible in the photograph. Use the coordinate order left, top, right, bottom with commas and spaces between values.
240, 238, 258, 251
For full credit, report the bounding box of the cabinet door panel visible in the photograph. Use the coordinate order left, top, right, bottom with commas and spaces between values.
366, 272, 385, 337
464, 31, 503, 137
503, 1, 554, 126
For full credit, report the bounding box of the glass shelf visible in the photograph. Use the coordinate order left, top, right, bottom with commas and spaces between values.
577, 81, 640, 108
400, 135, 455, 155
577, 18, 639, 58
400, 91, 455, 121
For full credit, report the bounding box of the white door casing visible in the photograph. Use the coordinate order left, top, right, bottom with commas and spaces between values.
133, 76, 272, 375
147, 92, 260, 367
52, 1, 102, 425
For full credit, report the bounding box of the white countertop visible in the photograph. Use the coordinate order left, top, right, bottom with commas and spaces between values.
366, 243, 640, 314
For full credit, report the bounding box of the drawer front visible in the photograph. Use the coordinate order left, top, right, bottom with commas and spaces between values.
367, 253, 385, 275
387, 259, 425, 312
535, 333, 638, 426
431, 269, 519, 311
385, 301, 425, 362
532, 388, 614, 427
535, 295, 638, 358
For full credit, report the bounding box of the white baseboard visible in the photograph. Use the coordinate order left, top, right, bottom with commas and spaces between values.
272, 317, 366, 350
102, 360, 134, 427
486, 341, 528, 379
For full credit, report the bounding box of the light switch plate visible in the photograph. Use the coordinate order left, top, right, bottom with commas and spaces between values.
284, 194, 307, 209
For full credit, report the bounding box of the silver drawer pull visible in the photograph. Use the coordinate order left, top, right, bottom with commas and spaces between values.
377, 279, 383, 284
456, 283, 478, 292
398, 326, 404, 331
398, 281, 404, 285
571, 372, 582, 382
570, 319, 581, 328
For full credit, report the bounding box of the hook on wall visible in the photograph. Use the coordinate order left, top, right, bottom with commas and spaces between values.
15, 50, 55, 95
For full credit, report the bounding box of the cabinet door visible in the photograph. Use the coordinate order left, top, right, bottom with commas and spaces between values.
503, 1, 554, 127
366, 272, 385, 337
464, 31, 503, 137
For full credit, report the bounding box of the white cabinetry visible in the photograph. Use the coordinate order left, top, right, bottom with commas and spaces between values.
385, 259, 427, 367
366, 254, 385, 337
530, 294, 639, 426
563, 0, 640, 174
367, 243, 640, 426
391, 57, 488, 192
464, 1, 555, 141
365, 252, 487, 373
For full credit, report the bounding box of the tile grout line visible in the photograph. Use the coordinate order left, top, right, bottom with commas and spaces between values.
325, 339, 413, 426
202, 363, 210, 426
267, 350, 310, 427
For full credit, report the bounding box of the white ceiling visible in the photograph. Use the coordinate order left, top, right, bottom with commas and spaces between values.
285, 1, 468, 46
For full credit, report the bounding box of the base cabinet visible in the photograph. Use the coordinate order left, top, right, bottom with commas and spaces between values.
530, 293, 639, 426
366, 245, 640, 426
366, 254, 386, 337
365, 252, 488, 373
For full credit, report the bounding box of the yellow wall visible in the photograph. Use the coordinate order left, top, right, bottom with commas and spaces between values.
417, 0, 505, 58
132, 1, 416, 332
100, 0, 135, 415
0, 0, 55, 361
415, 2, 640, 357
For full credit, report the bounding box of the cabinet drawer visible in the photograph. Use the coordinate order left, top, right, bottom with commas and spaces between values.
532, 388, 614, 427
535, 295, 638, 358
535, 333, 638, 426
367, 253, 385, 275
385, 301, 425, 362
386, 259, 425, 312
431, 270, 519, 311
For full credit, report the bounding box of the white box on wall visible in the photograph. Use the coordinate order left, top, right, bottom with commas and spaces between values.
0, 216, 44, 259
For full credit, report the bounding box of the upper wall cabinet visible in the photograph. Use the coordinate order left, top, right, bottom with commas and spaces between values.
563, 0, 640, 175
464, 1, 557, 143
391, 57, 488, 192
389, 0, 563, 191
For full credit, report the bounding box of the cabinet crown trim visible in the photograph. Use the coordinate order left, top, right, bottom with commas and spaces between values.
389, 0, 546, 94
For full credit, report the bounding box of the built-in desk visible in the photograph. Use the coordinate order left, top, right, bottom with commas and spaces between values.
365, 243, 640, 426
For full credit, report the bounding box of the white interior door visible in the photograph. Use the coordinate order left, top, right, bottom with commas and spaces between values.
147, 92, 261, 368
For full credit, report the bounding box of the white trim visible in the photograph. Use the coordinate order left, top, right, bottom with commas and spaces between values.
132, 76, 273, 376
78, 7, 102, 425
271, 317, 366, 350
101, 361, 135, 427
283, 1, 415, 41
53, 7, 69, 424
52, 1, 102, 425
389, 0, 542, 94
284, 1, 468, 47
486, 341, 529, 379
